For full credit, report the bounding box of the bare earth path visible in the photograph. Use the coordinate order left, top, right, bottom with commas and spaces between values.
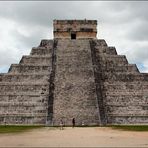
0, 127, 148, 147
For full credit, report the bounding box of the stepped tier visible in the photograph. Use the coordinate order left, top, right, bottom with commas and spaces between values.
103, 73, 148, 81
31, 47, 52, 55
20, 55, 52, 65
0, 74, 49, 82
0, 83, 48, 93
0, 93, 49, 124
0, 37, 148, 125
9, 64, 51, 73
0, 39, 53, 125
90, 39, 148, 125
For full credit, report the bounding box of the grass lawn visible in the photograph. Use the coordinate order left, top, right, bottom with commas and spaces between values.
0, 125, 148, 133
109, 125, 148, 131
0, 125, 44, 133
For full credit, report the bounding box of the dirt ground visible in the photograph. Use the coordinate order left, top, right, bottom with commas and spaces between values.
0, 127, 148, 147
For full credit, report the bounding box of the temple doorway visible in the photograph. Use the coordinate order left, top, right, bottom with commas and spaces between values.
71, 33, 76, 39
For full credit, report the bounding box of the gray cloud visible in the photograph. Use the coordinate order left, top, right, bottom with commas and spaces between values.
0, 1, 148, 72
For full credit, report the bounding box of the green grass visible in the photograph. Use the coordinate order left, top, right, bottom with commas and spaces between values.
1, 125, 148, 133
0, 125, 44, 134
109, 125, 148, 131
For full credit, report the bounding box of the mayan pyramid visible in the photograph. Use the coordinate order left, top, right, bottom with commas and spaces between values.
0, 20, 148, 126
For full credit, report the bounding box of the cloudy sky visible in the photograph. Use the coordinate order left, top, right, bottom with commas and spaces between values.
0, 1, 148, 73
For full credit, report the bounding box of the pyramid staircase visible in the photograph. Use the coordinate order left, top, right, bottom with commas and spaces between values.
0, 38, 147, 125
53, 39, 100, 125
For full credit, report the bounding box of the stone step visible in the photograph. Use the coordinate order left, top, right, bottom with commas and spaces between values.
104, 83, 148, 90
30, 39, 53, 56
0, 83, 48, 93
0, 82, 49, 85
0, 107, 47, 113
39, 39, 53, 47
95, 46, 117, 55
30, 47, 52, 55
104, 81, 148, 86
142, 73, 148, 81
57, 46, 90, 52
106, 103, 148, 106
8, 64, 51, 73
0, 102, 47, 106
20, 55, 52, 65
106, 47, 117, 55
103, 73, 147, 81
99, 55, 128, 66
103, 64, 139, 73
107, 116, 148, 124
0, 100, 47, 107
93, 39, 108, 47
0, 94, 48, 101
0, 113, 47, 116
0, 116, 46, 125
105, 91, 144, 96
0, 92, 48, 97
57, 39, 90, 47
106, 94, 145, 99
108, 114, 148, 117
106, 106, 147, 114
0, 73, 49, 82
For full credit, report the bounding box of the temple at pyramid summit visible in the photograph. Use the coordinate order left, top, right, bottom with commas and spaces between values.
0, 19, 148, 126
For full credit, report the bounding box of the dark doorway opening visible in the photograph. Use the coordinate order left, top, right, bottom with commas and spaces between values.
71, 33, 76, 39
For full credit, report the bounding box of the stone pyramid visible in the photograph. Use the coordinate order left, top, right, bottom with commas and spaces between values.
0, 20, 147, 126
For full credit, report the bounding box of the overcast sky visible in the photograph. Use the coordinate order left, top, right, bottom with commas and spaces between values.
0, 1, 148, 73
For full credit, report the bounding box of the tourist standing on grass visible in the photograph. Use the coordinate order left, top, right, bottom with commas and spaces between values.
72, 118, 75, 128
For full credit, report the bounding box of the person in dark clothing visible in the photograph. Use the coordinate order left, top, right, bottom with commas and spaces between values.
72, 118, 75, 128
60, 119, 64, 130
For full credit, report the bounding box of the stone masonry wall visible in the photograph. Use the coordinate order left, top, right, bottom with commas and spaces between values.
91, 39, 148, 124
0, 40, 53, 125
54, 20, 97, 39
